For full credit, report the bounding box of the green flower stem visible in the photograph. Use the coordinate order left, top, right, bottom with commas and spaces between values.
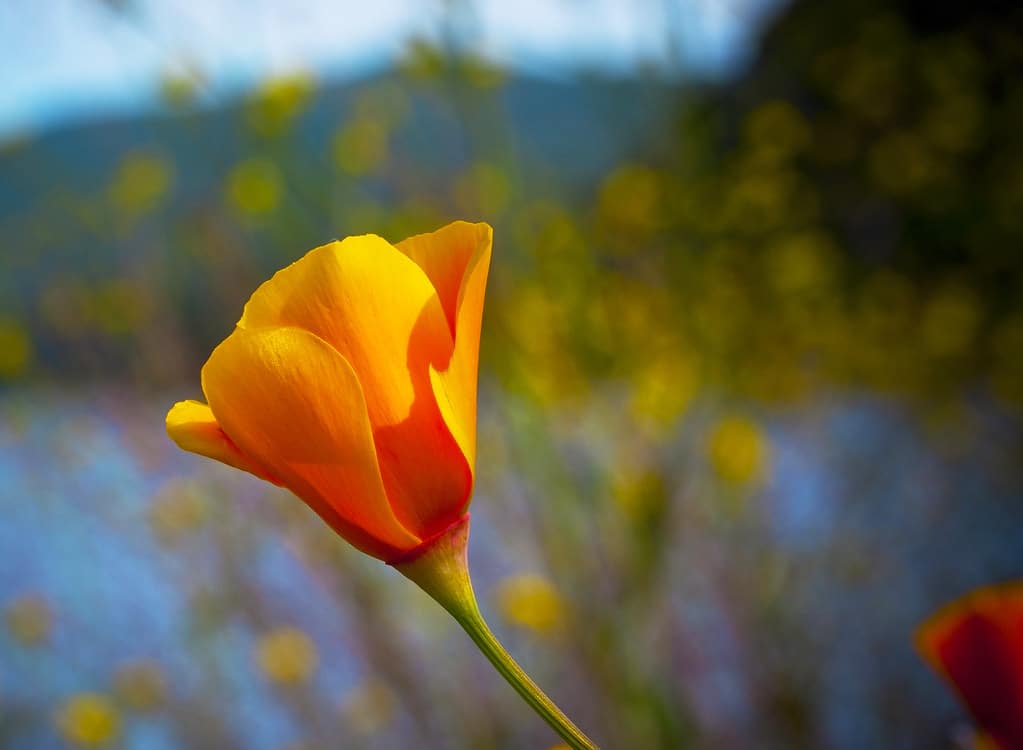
393, 515, 599, 750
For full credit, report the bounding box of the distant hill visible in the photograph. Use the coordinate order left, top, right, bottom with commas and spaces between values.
0, 68, 680, 255
0, 67, 682, 380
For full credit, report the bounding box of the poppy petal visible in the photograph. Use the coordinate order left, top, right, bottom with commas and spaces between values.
236, 235, 471, 537
397, 221, 492, 338
165, 399, 279, 483
399, 221, 492, 475
201, 325, 420, 560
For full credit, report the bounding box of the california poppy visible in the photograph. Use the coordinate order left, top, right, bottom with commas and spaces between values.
916, 581, 1023, 750
166, 220, 490, 561
166, 220, 597, 749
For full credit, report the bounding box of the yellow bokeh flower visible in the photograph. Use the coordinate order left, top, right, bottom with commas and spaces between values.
256, 627, 318, 685
245, 73, 316, 137
764, 230, 839, 297
55, 693, 120, 747
744, 99, 811, 164
226, 158, 282, 217
108, 151, 174, 219
869, 132, 938, 195
707, 416, 769, 485
461, 54, 506, 89
611, 470, 667, 523
399, 39, 445, 82
629, 350, 699, 430
827, 29, 902, 124
920, 285, 982, 358
331, 119, 389, 175
0, 318, 32, 379
598, 164, 661, 236
159, 71, 200, 109
495, 575, 566, 636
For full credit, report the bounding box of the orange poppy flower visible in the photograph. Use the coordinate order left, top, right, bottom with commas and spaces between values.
166, 220, 492, 562
915, 581, 1023, 750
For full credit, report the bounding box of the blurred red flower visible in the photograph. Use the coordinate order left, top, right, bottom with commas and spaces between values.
916, 582, 1023, 750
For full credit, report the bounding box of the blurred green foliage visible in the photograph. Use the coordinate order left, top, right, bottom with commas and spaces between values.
1, 3, 1021, 418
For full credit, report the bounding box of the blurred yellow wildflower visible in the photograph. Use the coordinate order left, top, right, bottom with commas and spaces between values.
744, 100, 811, 164
331, 119, 389, 175
519, 205, 587, 267
692, 250, 754, 349
707, 416, 769, 485
340, 680, 396, 736
55, 693, 120, 747
990, 313, 1023, 406
461, 54, 506, 89
380, 198, 447, 245
495, 575, 566, 636
0, 318, 32, 379
598, 164, 661, 236
503, 284, 586, 406
113, 660, 167, 712
629, 350, 699, 430
764, 230, 839, 297
227, 158, 282, 217
159, 71, 201, 109
869, 132, 937, 195
611, 470, 667, 523
722, 168, 806, 233
919, 35, 981, 94
5, 595, 51, 646
920, 285, 982, 358
829, 23, 903, 124
256, 627, 318, 685
108, 151, 174, 219
149, 479, 209, 546
399, 39, 445, 82
246, 73, 316, 137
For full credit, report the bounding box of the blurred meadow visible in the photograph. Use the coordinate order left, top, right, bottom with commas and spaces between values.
2, 0, 1023, 748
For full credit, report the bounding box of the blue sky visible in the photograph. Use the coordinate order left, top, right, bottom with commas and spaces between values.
0, 0, 783, 139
